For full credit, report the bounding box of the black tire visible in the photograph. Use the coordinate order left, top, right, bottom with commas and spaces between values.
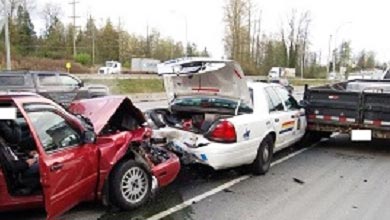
252, 135, 274, 175
110, 160, 152, 210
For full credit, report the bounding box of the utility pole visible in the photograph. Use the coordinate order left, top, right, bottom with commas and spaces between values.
327, 34, 332, 78
118, 17, 123, 62
4, 0, 11, 70
184, 16, 188, 57
332, 48, 336, 74
318, 51, 322, 65
146, 23, 150, 57
92, 24, 95, 65
69, 0, 80, 57
87, 15, 96, 65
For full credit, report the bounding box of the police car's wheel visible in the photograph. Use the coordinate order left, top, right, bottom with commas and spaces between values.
252, 135, 274, 175
110, 160, 152, 210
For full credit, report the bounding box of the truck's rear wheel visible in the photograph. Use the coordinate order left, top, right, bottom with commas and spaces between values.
110, 160, 152, 210
252, 135, 274, 175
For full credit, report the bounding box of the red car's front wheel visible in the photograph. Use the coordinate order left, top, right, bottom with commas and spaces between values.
110, 160, 152, 210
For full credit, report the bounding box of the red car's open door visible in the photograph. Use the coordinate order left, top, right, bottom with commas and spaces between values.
23, 106, 99, 220
39, 143, 99, 220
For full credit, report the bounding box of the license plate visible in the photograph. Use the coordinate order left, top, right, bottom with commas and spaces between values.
351, 130, 372, 141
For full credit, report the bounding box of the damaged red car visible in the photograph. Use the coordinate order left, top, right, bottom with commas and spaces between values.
0, 93, 180, 219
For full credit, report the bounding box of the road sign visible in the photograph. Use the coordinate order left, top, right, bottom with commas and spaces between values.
66, 62, 71, 73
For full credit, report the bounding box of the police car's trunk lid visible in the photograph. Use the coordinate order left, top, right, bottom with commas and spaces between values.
158, 58, 252, 109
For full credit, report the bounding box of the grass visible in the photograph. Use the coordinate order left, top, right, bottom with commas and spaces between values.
83, 78, 165, 94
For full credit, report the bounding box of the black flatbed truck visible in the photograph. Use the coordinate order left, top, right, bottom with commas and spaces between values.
303, 79, 390, 141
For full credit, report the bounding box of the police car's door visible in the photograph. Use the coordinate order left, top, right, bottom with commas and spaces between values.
273, 86, 305, 145
264, 86, 294, 148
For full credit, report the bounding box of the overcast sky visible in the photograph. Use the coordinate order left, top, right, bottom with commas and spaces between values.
31, 0, 390, 63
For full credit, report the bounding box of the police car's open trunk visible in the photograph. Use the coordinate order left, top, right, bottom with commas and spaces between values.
148, 59, 252, 134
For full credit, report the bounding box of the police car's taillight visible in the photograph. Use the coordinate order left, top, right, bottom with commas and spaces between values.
206, 120, 236, 143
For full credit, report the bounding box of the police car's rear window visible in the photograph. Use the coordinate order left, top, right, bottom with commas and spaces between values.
0, 76, 25, 86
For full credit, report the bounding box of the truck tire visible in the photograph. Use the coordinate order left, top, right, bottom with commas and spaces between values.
252, 135, 274, 175
110, 160, 152, 210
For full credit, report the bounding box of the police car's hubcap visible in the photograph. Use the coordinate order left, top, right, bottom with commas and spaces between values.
263, 144, 270, 162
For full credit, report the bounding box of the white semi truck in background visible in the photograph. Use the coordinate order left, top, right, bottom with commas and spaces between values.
98, 61, 122, 74
268, 67, 296, 79
131, 58, 161, 73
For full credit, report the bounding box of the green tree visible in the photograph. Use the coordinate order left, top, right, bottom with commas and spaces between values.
64, 23, 74, 57
186, 43, 200, 57
75, 16, 98, 64
12, 5, 36, 55
172, 42, 185, 59
42, 16, 66, 58
154, 37, 175, 61
356, 50, 366, 70
366, 51, 376, 69
262, 40, 275, 73
200, 47, 210, 57
339, 41, 352, 70
96, 19, 119, 62
223, 0, 251, 62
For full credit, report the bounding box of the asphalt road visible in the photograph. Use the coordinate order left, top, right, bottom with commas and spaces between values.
3, 97, 390, 220
174, 135, 390, 220
82, 135, 390, 220
3, 134, 390, 220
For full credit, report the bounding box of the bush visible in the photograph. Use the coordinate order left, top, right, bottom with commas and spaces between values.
74, 53, 92, 65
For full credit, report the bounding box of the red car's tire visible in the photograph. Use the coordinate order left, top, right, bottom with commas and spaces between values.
110, 160, 152, 210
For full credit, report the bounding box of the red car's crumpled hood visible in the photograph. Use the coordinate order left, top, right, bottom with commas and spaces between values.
68, 96, 145, 134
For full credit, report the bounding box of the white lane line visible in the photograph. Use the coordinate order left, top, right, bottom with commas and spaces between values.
148, 175, 250, 220
147, 146, 313, 220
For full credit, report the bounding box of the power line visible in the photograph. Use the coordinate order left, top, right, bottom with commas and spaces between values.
69, 0, 80, 57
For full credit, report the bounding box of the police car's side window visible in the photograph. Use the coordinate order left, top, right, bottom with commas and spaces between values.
273, 86, 299, 110
264, 87, 284, 112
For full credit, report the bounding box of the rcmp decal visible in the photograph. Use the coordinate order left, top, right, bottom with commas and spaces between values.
279, 120, 295, 134
243, 128, 251, 140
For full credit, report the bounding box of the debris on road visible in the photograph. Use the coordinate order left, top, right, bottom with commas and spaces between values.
223, 188, 235, 193
293, 178, 305, 185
